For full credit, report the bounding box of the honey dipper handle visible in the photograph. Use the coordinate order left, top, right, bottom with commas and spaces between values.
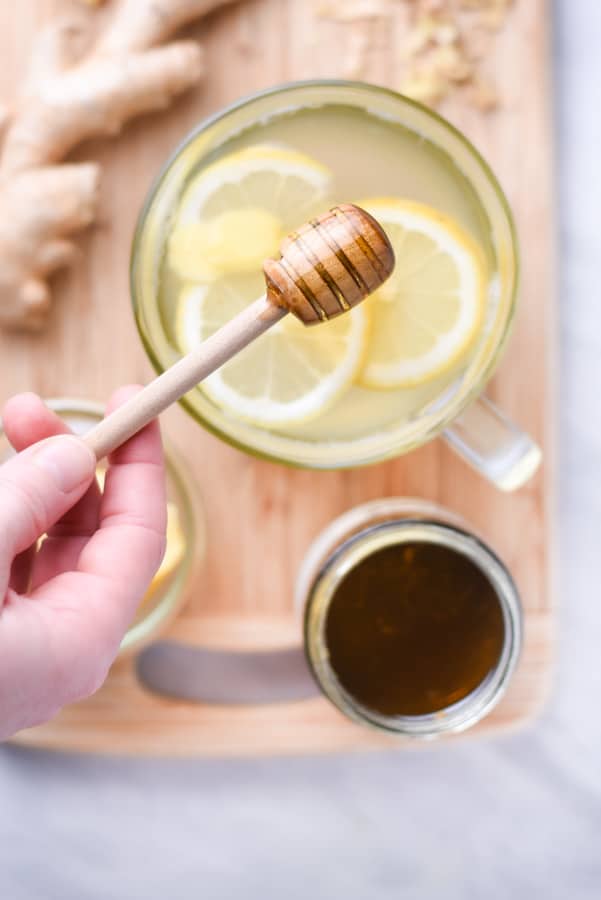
84, 294, 286, 460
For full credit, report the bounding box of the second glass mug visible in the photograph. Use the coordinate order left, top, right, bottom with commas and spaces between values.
132, 80, 540, 489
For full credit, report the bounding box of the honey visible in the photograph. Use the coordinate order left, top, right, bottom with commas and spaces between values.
325, 541, 505, 717
299, 499, 521, 737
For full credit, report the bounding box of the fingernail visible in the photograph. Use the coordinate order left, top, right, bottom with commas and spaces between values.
32, 436, 96, 494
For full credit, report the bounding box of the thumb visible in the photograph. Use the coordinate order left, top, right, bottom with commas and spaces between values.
0, 435, 96, 589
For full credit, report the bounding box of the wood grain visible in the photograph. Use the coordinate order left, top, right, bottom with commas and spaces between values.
1, 0, 556, 756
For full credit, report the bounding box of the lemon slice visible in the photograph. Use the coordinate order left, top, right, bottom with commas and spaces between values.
357, 198, 486, 389
168, 209, 282, 282
168, 145, 363, 428
175, 277, 369, 428
141, 502, 185, 606
168, 145, 332, 282
176, 145, 332, 225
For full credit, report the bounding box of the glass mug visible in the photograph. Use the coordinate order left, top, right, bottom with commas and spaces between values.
132, 80, 540, 489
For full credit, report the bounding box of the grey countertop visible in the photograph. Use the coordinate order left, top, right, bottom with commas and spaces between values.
1, 2, 599, 897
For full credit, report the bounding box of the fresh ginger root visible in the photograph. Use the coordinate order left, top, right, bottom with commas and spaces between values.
97, 0, 238, 54
0, 0, 237, 331
0, 165, 99, 329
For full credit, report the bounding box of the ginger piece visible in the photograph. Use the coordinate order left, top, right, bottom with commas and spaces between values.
400, 70, 450, 106
466, 77, 499, 111
0, 164, 99, 329
315, 0, 391, 23
1, 21, 203, 175
96, 0, 238, 53
0, 0, 238, 331
429, 44, 473, 83
320, 0, 514, 112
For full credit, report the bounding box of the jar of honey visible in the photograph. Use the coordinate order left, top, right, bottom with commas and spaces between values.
296, 499, 522, 738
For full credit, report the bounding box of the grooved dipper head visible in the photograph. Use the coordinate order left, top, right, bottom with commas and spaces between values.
263, 204, 395, 324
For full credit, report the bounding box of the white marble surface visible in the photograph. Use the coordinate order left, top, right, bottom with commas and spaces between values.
1, 2, 599, 897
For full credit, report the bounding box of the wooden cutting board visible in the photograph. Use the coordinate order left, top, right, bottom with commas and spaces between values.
2, 0, 556, 755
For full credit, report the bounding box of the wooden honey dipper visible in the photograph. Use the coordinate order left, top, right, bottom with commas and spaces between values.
84, 204, 395, 460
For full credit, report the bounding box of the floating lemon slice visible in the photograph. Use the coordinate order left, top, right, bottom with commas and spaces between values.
169, 144, 365, 428
176, 145, 332, 224
168, 208, 282, 282
175, 277, 369, 428
168, 145, 332, 282
357, 198, 487, 389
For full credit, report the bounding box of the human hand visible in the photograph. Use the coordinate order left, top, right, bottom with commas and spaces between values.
0, 387, 166, 740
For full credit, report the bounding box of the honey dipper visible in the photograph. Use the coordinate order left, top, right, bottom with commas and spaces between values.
84, 204, 395, 460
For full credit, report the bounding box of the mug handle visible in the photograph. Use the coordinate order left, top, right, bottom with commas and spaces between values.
443, 394, 541, 491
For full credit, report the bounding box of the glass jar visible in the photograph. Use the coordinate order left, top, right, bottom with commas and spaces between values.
0, 398, 204, 655
295, 498, 522, 738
